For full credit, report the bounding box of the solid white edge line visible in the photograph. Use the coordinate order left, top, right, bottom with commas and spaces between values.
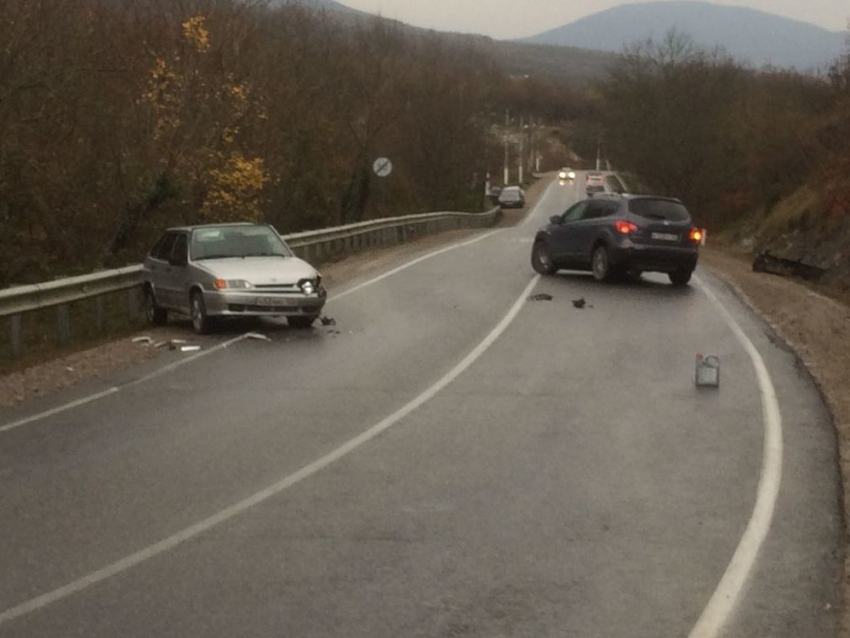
0, 388, 121, 434
0, 228, 505, 434
0, 334, 251, 435
688, 275, 784, 638
521, 180, 559, 228
332, 228, 502, 301
0, 274, 542, 626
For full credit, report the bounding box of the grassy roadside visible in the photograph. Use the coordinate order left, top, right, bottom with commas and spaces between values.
701, 247, 850, 633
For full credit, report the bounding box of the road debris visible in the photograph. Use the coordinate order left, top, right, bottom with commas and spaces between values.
181, 345, 202, 353
246, 332, 272, 342
132, 336, 153, 345
320, 316, 337, 326
752, 251, 826, 282
154, 341, 169, 349
528, 293, 553, 302
695, 354, 721, 388
572, 298, 587, 309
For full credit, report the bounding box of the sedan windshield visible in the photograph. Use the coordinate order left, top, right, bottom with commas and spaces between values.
191, 226, 292, 260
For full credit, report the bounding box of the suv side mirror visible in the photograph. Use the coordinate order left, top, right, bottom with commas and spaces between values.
549, 215, 561, 225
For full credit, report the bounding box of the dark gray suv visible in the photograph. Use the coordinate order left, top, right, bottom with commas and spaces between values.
531, 194, 701, 285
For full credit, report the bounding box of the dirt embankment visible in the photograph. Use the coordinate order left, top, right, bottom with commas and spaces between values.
721, 184, 850, 295
701, 248, 850, 633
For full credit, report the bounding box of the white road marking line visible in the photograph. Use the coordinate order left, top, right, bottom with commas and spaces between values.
332, 229, 502, 301
0, 275, 542, 626
0, 228, 505, 435
689, 276, 784, 638
0, 388, 120, 434
0, 334, 250, 435
521, 181, 559, 228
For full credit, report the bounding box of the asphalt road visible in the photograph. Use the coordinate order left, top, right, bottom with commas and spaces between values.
0, 176, 842, 638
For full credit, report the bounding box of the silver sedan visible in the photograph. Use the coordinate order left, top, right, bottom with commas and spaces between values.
143, 223, 326, 333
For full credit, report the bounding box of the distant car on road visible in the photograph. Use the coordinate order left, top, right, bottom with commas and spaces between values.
531, 194, 701, 285
558, 168, 576, 181
586, 172, 628, 197
488, 186, 502, 205
498, 186, 526, 209
143, 223, 326, 334
585, 172, 606, 196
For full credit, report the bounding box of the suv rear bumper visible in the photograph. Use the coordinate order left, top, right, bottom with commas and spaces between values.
610, 243, 698, 273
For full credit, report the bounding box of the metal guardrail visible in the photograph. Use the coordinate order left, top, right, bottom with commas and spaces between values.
1, 207, 500, 359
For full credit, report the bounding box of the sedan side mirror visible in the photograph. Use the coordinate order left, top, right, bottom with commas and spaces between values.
549, 215, 561, 225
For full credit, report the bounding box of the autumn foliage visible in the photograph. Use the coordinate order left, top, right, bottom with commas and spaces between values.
0, 0, 505, 286
596, 30, 849, 228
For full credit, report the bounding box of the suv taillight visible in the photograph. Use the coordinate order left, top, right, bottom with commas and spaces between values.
616, 220, 638, 234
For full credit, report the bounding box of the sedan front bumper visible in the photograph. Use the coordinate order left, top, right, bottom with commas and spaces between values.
204, 289, 326, 318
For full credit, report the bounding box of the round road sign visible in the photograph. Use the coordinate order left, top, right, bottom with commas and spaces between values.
373, 157, 393, 178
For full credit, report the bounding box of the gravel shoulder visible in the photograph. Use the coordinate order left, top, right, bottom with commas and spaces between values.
701, 247, 850, 633
0, 178, 553, 411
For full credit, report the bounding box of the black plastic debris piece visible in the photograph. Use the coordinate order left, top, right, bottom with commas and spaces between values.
528, 293, 553, 302
572, 298, 586, 309
320, 316, 337, 326
752, 251, 825, 282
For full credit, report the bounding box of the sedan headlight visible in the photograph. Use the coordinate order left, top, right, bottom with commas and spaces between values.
558, 171, 567, 180
299, 279, 316, 295
568, 171, 576, 180
213, 279, 253, 290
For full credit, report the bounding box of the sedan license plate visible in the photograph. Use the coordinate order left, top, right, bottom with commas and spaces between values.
257, 296, 292, 307
651, 232, 680, 242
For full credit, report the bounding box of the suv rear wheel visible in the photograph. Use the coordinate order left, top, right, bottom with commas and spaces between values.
591, 245, 613, 282
669, 270, 693, 286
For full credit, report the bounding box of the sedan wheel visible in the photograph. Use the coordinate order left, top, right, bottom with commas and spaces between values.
531, 242, 557, 275
145, 288, 168, 326
591, 245, 612, 282
190, 291, 213, 335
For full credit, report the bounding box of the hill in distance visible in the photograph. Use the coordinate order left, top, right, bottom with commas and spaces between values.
270, 0, 361, 14
523, 1, 846, 70
270, 0, 617, 84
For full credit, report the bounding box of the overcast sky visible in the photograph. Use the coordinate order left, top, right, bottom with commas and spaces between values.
339, 0, 848, 39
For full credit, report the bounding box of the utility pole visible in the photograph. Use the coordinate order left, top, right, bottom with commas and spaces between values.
518, 116, 525, 184
596, 139, 602, 172
518, 135, 524, 185
503, 108, 510, 186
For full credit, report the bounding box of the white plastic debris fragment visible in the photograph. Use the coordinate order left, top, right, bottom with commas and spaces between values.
132, 336, 153, 345
181, 345, 202, 353
171, 339, 188, 345
695, 354, 721, 388
154, 341, 169, 349
246, 332, 271, 342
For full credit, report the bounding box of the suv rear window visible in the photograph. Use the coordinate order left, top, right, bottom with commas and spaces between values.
628, 199, 690, 222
